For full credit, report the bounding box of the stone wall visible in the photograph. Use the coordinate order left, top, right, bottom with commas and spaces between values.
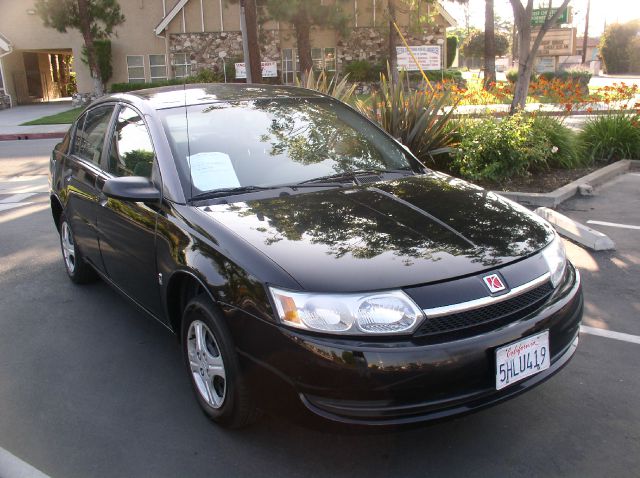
336, 26, 446, 68
169, 29, 281, 73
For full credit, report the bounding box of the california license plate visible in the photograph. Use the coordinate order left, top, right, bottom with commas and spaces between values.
495, 331, 550, 390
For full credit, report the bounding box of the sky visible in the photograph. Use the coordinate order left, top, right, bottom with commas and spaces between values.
441, 0, 640, 37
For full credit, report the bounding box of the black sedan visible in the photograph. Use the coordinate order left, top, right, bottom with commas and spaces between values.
49, 84, 582, 428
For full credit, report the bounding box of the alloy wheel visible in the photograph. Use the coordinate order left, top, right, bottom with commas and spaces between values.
187, 320, 227, 408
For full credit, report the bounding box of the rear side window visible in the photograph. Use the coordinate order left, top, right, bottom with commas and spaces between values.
73, 105, 114, 165
107, 106, 155, 178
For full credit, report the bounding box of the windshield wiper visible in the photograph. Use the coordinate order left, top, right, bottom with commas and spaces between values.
190, 185, 273, 201
296, 168, 413, 185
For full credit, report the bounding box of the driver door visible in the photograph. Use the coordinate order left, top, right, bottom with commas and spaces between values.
97, 104, 162, 316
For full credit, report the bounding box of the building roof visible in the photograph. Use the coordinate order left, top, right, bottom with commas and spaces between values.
155, 0, 190, 35
0, 32, 11, 53
437, 3, 457, 27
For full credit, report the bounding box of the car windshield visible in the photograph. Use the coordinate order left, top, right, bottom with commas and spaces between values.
159, 97, 414, 199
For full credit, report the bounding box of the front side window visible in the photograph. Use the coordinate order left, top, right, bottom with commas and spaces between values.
160, 97, 412, 197
127, 55, 145, 83
107, 106, 154, 178
149, 54, 167, 82
73, 105, 115, 165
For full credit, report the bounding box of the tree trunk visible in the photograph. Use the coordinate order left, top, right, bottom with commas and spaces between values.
76, 0, 104, 96
388, 0, 399, 84
244, 0, 262, 83
509, 0, 571, 113
294, 7, 312, 83
483, 0, 496, 88
581, 0, 590, 65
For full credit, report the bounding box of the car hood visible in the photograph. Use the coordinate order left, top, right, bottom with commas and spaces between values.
196, 173, 554, 292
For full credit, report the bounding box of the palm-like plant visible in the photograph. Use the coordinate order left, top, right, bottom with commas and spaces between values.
295, 69, 357, 103
355, 65, 460, 165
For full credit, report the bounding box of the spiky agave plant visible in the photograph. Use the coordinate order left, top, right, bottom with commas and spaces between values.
295, 69, 357, 104
354, 64, 460, 166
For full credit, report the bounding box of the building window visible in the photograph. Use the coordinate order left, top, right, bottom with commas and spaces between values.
149, 54, 167, 82
173, 53, 191, 78
310, 47, 336, 72
126, 55, 145, 83
282, 48, 298, 84
311, 48, 323, 70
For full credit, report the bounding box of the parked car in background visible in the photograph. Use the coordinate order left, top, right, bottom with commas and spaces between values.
49, 84, 583, 428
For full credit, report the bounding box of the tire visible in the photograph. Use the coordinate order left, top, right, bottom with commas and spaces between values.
58, 212, 97, 284
181, 294, 260, 428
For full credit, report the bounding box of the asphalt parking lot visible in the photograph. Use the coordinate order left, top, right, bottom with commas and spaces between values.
1, 140, 639, 478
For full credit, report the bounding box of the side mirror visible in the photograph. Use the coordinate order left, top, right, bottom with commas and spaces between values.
102, 176, 161, 202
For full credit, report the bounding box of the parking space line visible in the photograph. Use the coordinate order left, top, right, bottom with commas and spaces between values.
580, 325, 640, 345
586, 220, 640, 231
0, 446, 50, 478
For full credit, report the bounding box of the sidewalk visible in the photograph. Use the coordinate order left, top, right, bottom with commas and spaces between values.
0, 102, 73, 140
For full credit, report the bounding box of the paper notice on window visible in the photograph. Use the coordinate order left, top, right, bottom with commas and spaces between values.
188, 152, 240, 191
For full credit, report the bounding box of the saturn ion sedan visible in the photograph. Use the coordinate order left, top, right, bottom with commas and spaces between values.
49, 84, 583, 428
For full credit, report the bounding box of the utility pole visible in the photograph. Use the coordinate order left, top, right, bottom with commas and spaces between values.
581, 0, 590, 65
240, 0, 252, 83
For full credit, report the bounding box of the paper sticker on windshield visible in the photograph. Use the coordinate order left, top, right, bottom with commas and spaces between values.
188, 152, 240, 191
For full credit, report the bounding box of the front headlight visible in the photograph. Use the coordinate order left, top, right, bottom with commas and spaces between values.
541, 234, 567, 287
268, 287, 425, 335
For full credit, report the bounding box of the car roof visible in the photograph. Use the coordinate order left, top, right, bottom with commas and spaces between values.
107, 83, 327, 110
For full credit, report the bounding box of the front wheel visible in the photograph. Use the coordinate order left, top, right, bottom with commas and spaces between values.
181, 295, 260, 428
59, 213, 97, 284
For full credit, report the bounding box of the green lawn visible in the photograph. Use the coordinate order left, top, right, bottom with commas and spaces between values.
21, 107, 84, 126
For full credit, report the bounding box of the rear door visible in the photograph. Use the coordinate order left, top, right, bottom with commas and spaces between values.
63, 104, 116, 272
96, 104, 162, 316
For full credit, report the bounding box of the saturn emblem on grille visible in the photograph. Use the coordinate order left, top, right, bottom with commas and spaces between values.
483, 274, 507, 293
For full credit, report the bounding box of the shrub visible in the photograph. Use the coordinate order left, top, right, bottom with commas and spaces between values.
446, 36, 457, 68
506, 68, 536, 84
531, 116, 581, 169
355, 66, 460, 165
343, 60, 373, 82
578, 114, 640, 162
599, 20, 640, 74
460, 30, 510, 60
452, 113, 581, 182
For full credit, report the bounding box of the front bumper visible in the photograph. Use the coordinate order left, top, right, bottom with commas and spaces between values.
234, 263, 583, 425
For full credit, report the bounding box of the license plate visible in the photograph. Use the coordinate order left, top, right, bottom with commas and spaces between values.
495, 331, 550, 390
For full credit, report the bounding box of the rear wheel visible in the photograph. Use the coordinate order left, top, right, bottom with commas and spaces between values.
181, 295, 260, 428
59, 213, 97, 284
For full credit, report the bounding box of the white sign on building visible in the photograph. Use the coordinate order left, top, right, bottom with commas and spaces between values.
235, 61, 278, 79
396, 45, 441, 71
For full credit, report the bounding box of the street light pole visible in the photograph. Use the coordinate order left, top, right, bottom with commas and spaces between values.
240, 0, 252, 83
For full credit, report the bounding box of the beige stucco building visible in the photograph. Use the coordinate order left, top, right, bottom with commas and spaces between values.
0, 0, 455, 106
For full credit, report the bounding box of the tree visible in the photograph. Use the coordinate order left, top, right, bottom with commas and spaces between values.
484, 0, 496, 88
446, 36, 458, 67
461, 31, 509, 59
509, 0, 570, 113
599, 20, 640, 74
36, 0, 124, 95
237, 0, 262, 83
265, 0, 348, 82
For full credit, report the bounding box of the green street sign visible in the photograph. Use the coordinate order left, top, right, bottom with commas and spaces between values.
531, 7, 569, 26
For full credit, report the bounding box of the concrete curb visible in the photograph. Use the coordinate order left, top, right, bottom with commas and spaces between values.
494, 159, 637, 208
534, 207, 616, 251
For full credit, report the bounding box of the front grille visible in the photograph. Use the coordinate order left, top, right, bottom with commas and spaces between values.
414, 282, 554, 337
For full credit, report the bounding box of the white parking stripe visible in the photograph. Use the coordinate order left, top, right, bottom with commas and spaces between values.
580, 325, 640, 345
0, 446, 51, 478
0, 193, 37, 204
0, 202, 33, 213
586, 220, 640, 231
